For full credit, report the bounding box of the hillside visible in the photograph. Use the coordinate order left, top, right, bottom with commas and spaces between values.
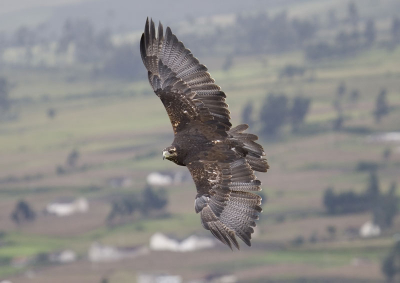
0, 1, 400, 282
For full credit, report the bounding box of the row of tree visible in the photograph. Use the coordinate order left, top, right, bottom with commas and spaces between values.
323, 172, 399, 229
332, 83, 391, 131
107, 186, 168, 226
242, 93, 312, 138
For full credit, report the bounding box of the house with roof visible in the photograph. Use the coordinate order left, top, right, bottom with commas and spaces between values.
88, 242, 148, 262
149, 232, 215, 252
46, 197, 88, 217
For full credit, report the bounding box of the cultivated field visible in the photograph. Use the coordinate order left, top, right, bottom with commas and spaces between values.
1, 1, 400, 282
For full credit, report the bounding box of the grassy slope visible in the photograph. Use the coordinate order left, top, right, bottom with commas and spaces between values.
1, 10, 400, 283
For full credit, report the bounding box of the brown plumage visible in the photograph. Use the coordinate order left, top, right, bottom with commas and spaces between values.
140, 18, 269, 249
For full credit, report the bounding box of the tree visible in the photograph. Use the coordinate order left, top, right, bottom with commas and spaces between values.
107, 193, 140, 225
374, 88, 389, 123
13, 26, 36, 47
58, 18, 114, 63
107, 186, 168, 224
349, 89, 360, 104
366, 171, 380, 201
241, 100, 254, 127
67, 149, 79, 167
364, 19, 376, 46
327, 9, 338, 28
326, 225, 337, 238
47, 108, 56, 119
323, 187, 370, 215
290, 96, 311, 132
382, 240, 400, 282
373, 182, 399, 229
99, 44, 143, 80
11, 200, 36, 225
333, 114, 343, 131
259, 93, 288, 137
141, 186, 168, 216
279, 65, 306, 80
348, 2, 359, 27
222, 54, 233, 71
291, 19, 317, 44
382, 255, 397, 282
391, 16, 400, 42
383, 148, 392, 162
0, 77, 10, 112
323, 187, 336, 214
336, 81, 346, 98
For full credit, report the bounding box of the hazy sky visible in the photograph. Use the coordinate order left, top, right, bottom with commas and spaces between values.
0, 0, 91, 14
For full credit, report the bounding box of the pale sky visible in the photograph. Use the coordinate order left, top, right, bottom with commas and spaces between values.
0, 0, 91, 15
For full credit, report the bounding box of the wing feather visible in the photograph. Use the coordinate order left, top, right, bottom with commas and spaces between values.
141, 18, 232, 133
140, 18, 270, 250
187, 151, 263, 249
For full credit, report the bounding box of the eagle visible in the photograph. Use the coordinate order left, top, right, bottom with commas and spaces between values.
140, 18, 269, 249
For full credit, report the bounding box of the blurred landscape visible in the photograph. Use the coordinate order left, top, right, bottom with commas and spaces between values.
0, 0, 400, 282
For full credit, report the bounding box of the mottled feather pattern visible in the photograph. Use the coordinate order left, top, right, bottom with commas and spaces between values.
188, 155, 264, 249
140, 18, 269, 249
140, 18, 231, 130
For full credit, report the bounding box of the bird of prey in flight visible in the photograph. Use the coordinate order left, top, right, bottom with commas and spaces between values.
140, 18, 269, 249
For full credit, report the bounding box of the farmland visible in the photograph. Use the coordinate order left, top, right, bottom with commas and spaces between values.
0, 0, 400, 282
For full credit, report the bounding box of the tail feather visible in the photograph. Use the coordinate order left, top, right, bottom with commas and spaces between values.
228, 124, 269, 173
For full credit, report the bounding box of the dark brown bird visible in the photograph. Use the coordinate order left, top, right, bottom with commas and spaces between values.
140, 18, 269, 249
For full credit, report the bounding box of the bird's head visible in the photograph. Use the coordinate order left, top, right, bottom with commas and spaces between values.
162, 146, 178, 162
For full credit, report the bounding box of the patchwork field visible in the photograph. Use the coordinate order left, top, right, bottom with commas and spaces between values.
1, 0, 400, 281
0, 44, 399, 283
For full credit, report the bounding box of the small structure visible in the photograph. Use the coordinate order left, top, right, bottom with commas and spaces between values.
88, 242, 148, 262
367, 132, 400, 143
147, 171, 190, 186
149, 233, 215, 252
359, 221, 381, 238
107, 176, 132, 188
147, 172, 172, 186
46, 197, 88, 217
189, 273, 237, 283
137, 273, 182, 283
49, 250, 77, 263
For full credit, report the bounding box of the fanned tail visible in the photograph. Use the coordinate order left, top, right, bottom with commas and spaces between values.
228, 124, 269, 173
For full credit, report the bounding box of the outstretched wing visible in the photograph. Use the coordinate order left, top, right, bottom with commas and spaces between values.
140, 18, 231, 134
187, 143, 263, 249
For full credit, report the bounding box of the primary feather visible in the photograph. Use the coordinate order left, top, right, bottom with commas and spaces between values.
140, 18, 269, 249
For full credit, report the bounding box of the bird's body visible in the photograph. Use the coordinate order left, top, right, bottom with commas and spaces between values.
140, 18, 269, 249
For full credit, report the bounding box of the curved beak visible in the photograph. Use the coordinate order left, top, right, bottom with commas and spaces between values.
162, 150, 167, 160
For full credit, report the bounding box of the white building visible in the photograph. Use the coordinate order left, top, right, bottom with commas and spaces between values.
359, 221, 381, 238
107, 176, 132, 188
137, 273, 182, 283
147, 171, 190, 186
49, 250, 77, 263
149, 233, 215, 252
147, 172, 173, 186
46, 197, 88, 217
367, 132, 400, 143
188, 273, 237, 283
88, 242, 149, 263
